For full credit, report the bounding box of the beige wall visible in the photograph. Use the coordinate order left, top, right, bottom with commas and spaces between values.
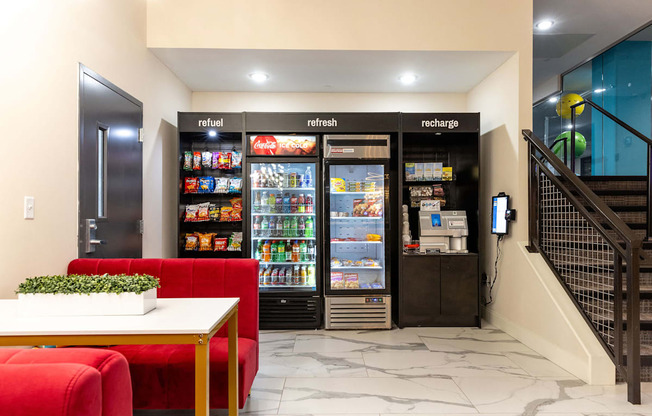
0, 0, 191, 298
192, 92, 467, 113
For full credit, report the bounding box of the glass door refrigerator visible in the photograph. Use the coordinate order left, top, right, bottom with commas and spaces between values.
323, 135, 392, 329
247, 135, 321, 329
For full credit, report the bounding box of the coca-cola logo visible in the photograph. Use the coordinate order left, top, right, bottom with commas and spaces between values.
252, 136, 278, 155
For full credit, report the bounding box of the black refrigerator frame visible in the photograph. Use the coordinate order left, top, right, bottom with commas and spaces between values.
323, 158, 392, 297
245, 136, 322, 329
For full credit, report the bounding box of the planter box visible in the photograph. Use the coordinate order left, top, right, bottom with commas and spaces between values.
18, 288, 157, 316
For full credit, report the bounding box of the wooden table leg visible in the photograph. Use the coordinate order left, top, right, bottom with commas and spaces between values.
195, 338, 209, 416
228, 308, 239, 416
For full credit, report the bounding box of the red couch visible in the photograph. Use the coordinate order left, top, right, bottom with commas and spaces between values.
0, 348, 131, 416
67, 258, 259, 410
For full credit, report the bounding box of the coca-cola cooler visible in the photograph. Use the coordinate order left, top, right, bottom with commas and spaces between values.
246, 133, 322, 329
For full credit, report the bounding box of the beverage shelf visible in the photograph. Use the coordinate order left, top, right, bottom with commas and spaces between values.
253, 237, 316, 240
252, 187, 315, 191
331, 191, 382, 195
251, 213, 316, 216
258, 261, 316, 265
331, 241, 382, 244
259, 284, 316, 289
330, 217, 383, 220
331, 266, 383, 270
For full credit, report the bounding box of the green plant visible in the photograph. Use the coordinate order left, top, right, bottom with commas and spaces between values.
16, 274, 160, 295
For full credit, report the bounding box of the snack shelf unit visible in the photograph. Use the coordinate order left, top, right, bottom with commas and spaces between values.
176, 112, 247, 258
397, 112, 480, 328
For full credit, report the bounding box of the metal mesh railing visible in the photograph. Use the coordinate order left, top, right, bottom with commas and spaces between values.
539, 173, 616, 350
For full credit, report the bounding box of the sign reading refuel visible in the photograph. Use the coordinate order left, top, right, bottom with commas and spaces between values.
249, 135, 317, 156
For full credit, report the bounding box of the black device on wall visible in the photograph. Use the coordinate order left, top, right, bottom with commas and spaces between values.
491, 192, 516, 236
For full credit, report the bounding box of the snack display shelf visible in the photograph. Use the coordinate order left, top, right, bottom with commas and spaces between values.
182, 192, 242, 196
329, 217, 383, 220
259, 262, 316, 266
252, 237, 316, 241
261, 284, 316, 288
252, 187, 315, 191
331, 266, 383, 270
331, 241, 382, 244
250, 213, 316, 216
181, 221, 243, 225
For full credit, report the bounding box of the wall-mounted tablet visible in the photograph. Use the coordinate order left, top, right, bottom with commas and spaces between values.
491, 194, 509, 235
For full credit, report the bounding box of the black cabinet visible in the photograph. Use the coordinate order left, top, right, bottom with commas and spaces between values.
399, 253, 478, 327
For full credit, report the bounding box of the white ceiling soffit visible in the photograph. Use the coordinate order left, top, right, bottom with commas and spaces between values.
533, 0, 652, 89
150, 48, 514, 93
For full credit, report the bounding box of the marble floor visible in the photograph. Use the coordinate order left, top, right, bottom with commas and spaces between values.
135, 324, 652, 416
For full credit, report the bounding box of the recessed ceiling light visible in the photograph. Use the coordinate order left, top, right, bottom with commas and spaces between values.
548, 96, 559, 103
535, 20, 554, 30
594, 88, 606, 93
208, 130, 217, 137
249, 72, 269, 82
399, 74, 418, 85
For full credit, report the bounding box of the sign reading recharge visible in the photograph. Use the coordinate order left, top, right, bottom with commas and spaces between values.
250, 135, 317, 156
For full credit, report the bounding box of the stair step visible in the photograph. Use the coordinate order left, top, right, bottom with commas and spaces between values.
592, 189, 647, 196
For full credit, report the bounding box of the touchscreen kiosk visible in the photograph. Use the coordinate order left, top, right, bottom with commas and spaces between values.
491, 194, 509, 235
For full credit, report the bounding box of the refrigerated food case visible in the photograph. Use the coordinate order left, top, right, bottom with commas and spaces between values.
324, 135, 392, 329
247, 134, 321, 329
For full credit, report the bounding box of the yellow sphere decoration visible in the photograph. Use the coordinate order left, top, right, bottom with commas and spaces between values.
556, 93, 585, 119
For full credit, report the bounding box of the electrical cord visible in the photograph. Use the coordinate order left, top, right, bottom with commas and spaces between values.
484, 234, 504, 306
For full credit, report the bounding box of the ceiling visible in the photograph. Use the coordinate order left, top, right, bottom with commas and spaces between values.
151, 49, 513, 94
534, 0, 652, 92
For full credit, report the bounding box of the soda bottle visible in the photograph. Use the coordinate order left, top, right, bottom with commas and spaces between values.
293, 265, 300, 284
253, 241, 261, 260
271, 241, 278, 262
290, 216, 298, 237
278, 267, 286, 285
300, 266, 307, 285
268, 217, 276, 237
292, 240, 300, 262
277, 239, 285, 261
253, 191, 261, 213
304, 166, 313, 188
261, 216, 269, 237
283, 193, 291, 213
305, 194, 313, 213
307, 265, 315, 286
253, 170, 261, 188
290, 194, 298, 213
269, 194, 276, 213
263, 241, 271, 262
300, 240, 307, 262
253, 216, 261, 237
276, 216, 284, 237
297, 194, 305, 213
263, 267, 271, 285
283, 216, 290, 237
285, 241, 292, 262
307, 240, 315, 261
271, 267, 279, 285
261, 191, 268, 213
305, 217, 313, 237
298, 217, 305, 237
258, 266, 265, 286
276, 195, 283, 214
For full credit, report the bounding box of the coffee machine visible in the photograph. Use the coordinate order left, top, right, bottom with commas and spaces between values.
418, 210, 468, 253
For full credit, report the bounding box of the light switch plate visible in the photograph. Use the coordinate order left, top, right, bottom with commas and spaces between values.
24, 196, 34, 219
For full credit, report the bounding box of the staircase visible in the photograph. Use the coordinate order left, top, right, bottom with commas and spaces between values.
580, 176, 652, 381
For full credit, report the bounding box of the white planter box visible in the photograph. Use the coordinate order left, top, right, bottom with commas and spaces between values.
18, 288, 157, 316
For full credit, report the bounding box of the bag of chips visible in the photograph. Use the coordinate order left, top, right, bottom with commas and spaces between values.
193, 152, 202, 170
228, 177, 242, 194
198, 233, 215, 251
231, 208, 242, 222
227, 232, 242, 251
184, 177, 199, 194
212, 152, 220, 169
218, 152, 231, 169
198, 177, 214, 193
214, 237, 228, 251
197, 202, 211, 222
230, 197, 243, 210
215, 177, 229, 194
185, 233, 198, 251
209, 204, 220, 221
202, 151, 212, 167
220, 207, 232, 222
231, 151, 242, 168
183, 151, 193, 171
185, 204, 198, 222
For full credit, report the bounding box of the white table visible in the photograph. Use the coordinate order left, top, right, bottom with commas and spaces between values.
0, 298, 239, 416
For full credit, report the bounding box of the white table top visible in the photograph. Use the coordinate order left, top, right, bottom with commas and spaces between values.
0, 298, 239, 336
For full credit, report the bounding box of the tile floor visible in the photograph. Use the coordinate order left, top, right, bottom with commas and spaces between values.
135, 324, 652, 416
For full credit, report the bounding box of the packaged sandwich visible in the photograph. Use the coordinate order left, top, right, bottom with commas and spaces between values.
344, 273, 359, 289
331, 272, 344, 289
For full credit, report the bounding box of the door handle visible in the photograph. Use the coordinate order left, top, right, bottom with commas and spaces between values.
84, 219, 106, 253
89, 239, 106, 245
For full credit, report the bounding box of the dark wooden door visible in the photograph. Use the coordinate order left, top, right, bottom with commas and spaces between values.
78, 65, 143, 258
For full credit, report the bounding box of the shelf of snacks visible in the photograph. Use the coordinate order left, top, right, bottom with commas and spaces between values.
251, 213, 315, 216
183, 231, 242, 253
331, 266, 383, 270
183, 197, 243, 223
253, 237, 316, 241
331, 191, 383, 195
330, 272, 384, 290
252, 187, 315, 192
330, 258, 381, 268
183, 150, 242, 172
